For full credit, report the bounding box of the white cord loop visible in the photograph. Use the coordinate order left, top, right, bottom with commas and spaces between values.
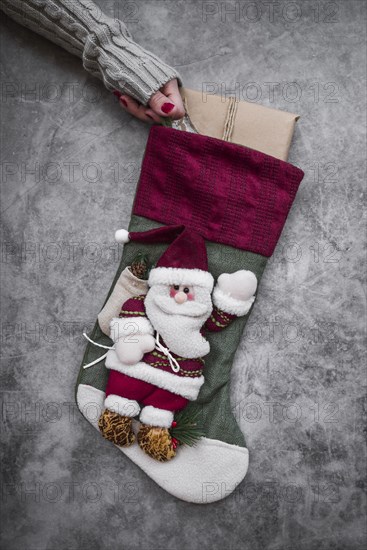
82, 332, 114, 369
154, 332, 180, 373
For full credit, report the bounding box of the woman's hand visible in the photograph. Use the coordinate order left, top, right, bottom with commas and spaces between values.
114, 78, 185, 123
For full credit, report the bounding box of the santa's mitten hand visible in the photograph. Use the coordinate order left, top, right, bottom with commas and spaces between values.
213, 270, 257, 317
115, 334, 155, 365
217, 270, 257, 301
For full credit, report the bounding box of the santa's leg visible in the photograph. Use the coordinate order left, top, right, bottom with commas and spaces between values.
138, 389, 188, 462
99, 371, 149, 447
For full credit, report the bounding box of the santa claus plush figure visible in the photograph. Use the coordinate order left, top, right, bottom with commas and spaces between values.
98, 225, 257, 461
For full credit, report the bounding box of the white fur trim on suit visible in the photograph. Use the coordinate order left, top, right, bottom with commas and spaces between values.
106, 350, 204, 401
115, 229, 130, 243
77, 384, 249, 504
140, 406, 174, 428
105, 395, 140, 417
109, 316, 154, 342
212, 286, 255, 316
149, 267, 214, 290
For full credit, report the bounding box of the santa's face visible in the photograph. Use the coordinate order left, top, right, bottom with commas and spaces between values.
144, 282, 212, 358
151, 284, 210, 318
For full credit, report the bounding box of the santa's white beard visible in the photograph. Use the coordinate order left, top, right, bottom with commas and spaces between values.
145, 285, 212, 358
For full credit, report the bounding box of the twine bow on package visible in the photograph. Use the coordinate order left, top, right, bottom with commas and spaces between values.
76, 110, 304, 504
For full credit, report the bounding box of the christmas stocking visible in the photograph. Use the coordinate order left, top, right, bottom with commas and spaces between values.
76, 126, 304, 503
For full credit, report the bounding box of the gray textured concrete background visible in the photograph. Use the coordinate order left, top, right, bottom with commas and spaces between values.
0, 1, 366, 549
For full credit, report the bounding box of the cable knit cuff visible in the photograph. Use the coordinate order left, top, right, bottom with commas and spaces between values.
1, 0, 181, 105
89, 29, 182, 104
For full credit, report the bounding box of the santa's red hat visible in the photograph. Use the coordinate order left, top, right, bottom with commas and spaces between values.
115, 225, 214, 290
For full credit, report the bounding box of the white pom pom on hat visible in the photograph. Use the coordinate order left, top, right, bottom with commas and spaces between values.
115, 229, 130, 243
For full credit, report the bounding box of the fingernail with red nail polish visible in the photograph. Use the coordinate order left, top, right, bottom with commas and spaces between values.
162, 102, 175, 114
113, 90, 121, 98
120, 98, 128, 107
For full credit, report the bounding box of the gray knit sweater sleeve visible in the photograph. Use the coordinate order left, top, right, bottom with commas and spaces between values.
0, 0, 181, 105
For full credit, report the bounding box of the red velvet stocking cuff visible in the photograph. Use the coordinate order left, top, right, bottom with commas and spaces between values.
133, 127, 304, 257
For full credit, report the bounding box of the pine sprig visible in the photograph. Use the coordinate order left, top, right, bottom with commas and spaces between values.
169, 407, 205, 447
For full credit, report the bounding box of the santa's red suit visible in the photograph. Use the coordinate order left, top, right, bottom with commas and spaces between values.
103, 224, 257, 428
105, 294, 237, 419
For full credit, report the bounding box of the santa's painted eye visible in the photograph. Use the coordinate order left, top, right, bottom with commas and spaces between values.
183, 287, 190, 294
173, 285, 180, 291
